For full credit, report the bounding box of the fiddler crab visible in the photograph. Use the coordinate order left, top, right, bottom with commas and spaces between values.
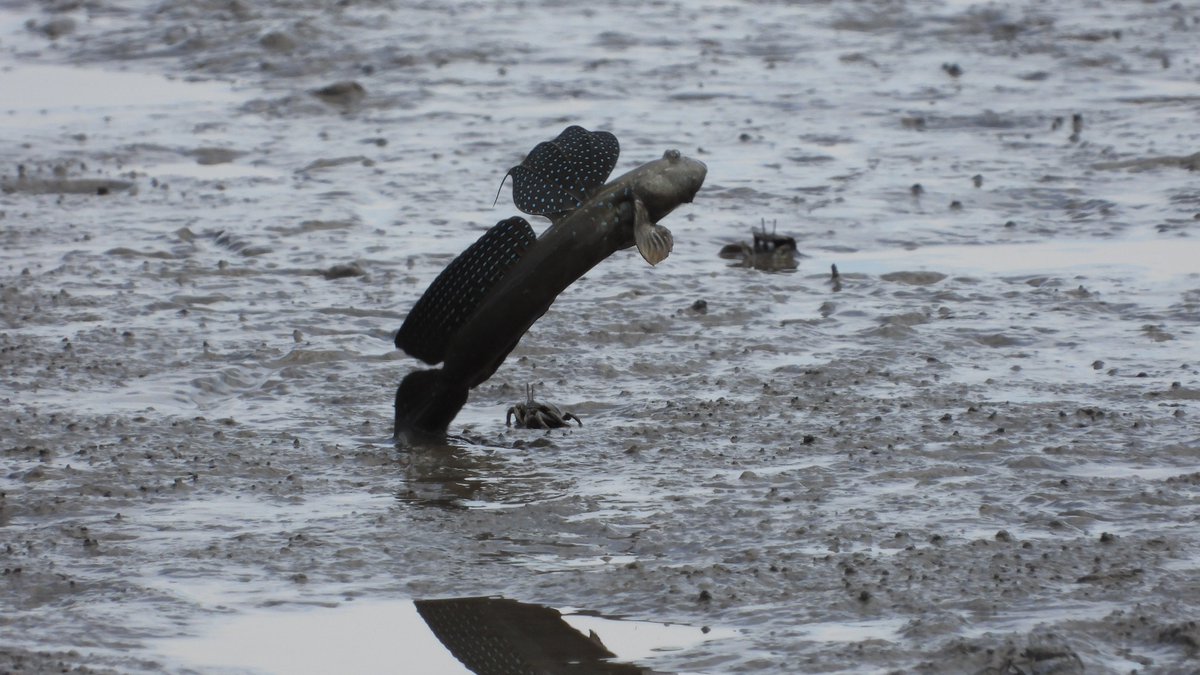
717, 219, 798, 272
506, 384, 582, 429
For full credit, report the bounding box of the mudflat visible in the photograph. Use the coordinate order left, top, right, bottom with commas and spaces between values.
2, 1, 1198, 672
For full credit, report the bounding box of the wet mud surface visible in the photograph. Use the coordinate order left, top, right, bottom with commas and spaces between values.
2, 0, 1199, 672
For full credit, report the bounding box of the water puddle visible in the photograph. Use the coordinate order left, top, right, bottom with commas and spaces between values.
154, 596, 733, 674
813, 236, 1200, 282
0, 63, 237, 114
131, 161, 285, 181
396, 442, 573, 510
1069, 462, 1192, 481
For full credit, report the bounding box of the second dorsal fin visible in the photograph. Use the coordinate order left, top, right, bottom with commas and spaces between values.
503, 125, 619, 220
396, 217, 536, 365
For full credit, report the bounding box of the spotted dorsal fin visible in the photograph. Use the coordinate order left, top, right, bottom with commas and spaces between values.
503, 126, 619, 220
396, 217, 537, 365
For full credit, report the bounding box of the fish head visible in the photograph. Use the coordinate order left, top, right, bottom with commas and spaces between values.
634, 149, 707, 222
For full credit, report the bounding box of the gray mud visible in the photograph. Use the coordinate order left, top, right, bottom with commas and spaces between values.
2, 0, 1199, 673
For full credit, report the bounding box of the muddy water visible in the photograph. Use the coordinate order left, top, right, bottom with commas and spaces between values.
2, 0, 1198, 672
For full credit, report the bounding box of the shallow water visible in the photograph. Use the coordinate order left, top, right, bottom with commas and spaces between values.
2, 0, 1199, 673
153, 597, 733, 674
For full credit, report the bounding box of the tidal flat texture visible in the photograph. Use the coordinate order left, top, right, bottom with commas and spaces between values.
1, 1, 1198, 672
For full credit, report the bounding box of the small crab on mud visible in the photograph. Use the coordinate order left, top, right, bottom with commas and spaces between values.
506, 384, 582, 429
717, 219, 798, 271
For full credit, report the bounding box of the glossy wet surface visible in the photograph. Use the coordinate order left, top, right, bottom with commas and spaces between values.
2, 0, 1199, 673
154, 596, 731, 674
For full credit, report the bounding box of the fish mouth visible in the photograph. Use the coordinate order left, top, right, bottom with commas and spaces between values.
684, 168, 705, 203
679, 158, 707, 203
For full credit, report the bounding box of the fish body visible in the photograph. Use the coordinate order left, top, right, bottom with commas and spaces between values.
394, 128, 706, 439
445, 150, 706, 389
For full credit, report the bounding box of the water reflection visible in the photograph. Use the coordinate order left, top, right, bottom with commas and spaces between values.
395, 437, 567, 510
395, 438, 499, 509
415, 596, 648, 674
156, 596, 725, 674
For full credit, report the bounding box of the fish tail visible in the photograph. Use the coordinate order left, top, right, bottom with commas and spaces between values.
394, 368, 469, 438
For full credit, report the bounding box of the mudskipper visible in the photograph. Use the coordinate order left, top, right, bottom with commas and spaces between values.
394, 126, 707, 439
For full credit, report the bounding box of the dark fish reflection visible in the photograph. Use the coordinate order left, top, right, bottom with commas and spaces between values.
414, 597, 652, 675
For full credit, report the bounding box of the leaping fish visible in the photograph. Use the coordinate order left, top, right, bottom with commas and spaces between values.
393, 126, 707, 439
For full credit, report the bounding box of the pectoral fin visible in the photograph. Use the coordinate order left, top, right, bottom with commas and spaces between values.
633, 199, 674, 266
